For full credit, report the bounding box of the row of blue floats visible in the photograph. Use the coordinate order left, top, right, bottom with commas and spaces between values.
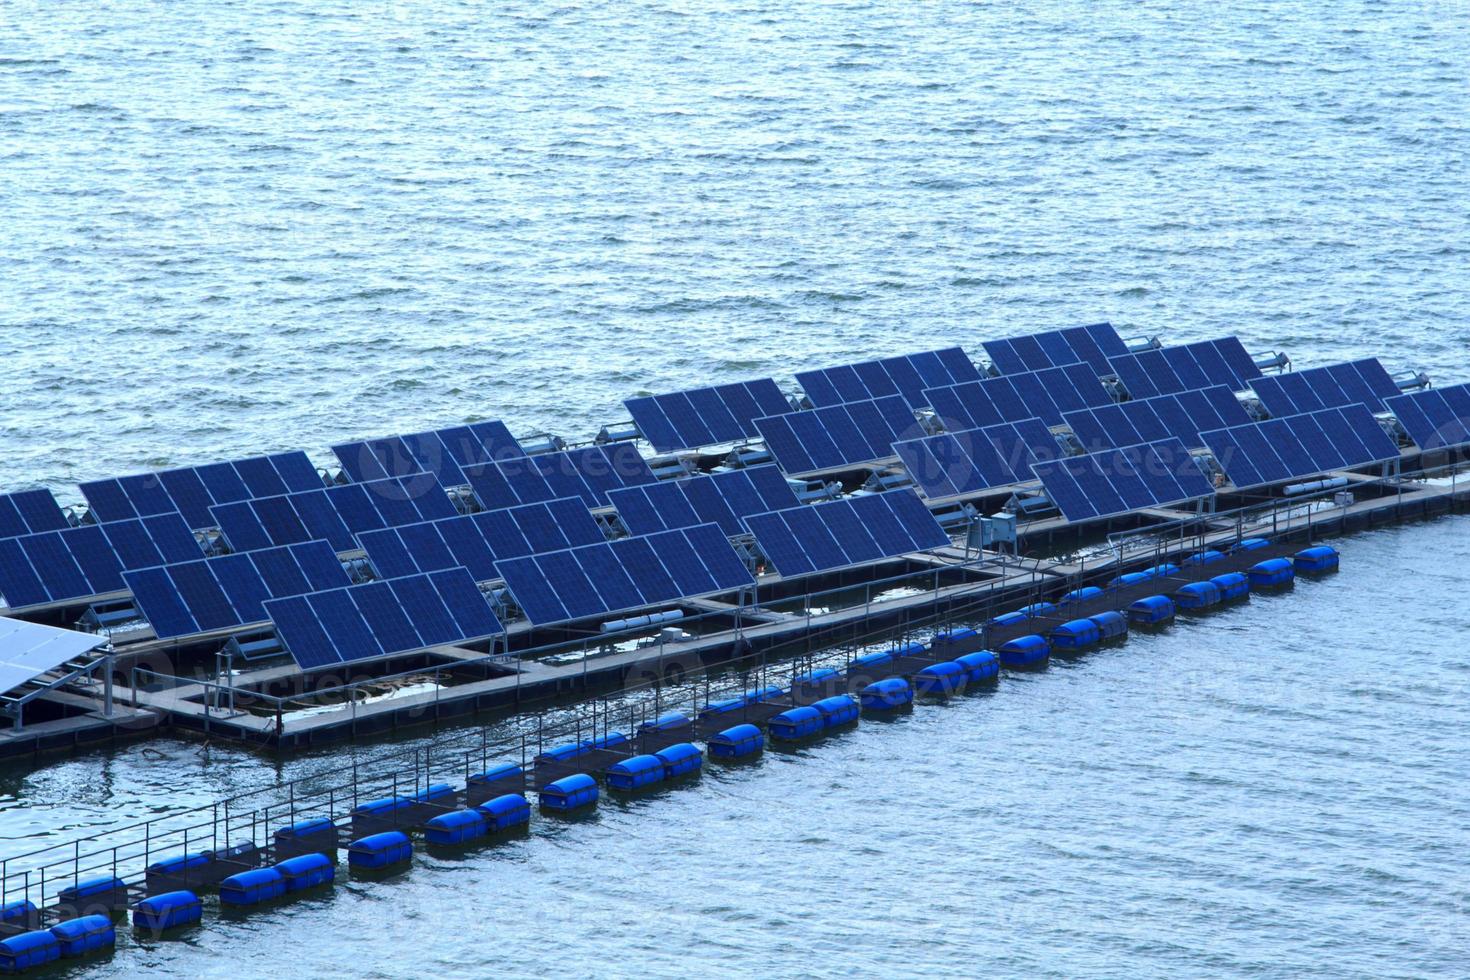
0, 543, 1338, 972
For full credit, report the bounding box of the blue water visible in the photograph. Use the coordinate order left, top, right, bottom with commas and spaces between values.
2, 0, 1469, 975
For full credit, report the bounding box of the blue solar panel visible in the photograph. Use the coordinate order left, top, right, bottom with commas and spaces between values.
926, 363, 1113, 431
624, 378, 793, 453
0, 514, 203, 610
1200, 404, 1400, 490
893, 418, 1062, 500
79, 452, 322, 529
745, 490, 949, 577
464, 444, 655, 511
125, 541, 350, 639
266, 569, 503, 671
609, 465, 800, 536
211, 476, 456, 554
795, 348, 980, 410
495, 523, 755, 626
1107, 337, 1262, 400
1063, 386, 1250, 452
1249, 359, 1401, 417
1386, 383, 1470, 453
753, 396, 918, 475
0, 490, 69, 540
334, 423, 526, 487
1032, 438, 1216, 523
982, 323, 1128, 376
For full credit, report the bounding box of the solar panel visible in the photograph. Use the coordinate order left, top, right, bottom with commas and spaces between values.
982, 322, 1128, 376
0, 490, 70, 540
359, 497, 604, 582
1386, 383, 1470, 453
608, 465, 800, 536
753, 396, 919, 475
211, 476, 457, 554
0, 514, 204, 611
926, 363, 1112, 431
794, 347, 980, 409
1031, 438, 1216, 523
0, 617, 106, 695
1250, 359, 1402, 417
1064, 386, 1250, 452
744, 490, 950, 577
1107, 337, 1262, 400
495, 523, 756, 626
893, 418, 1062, 500
125, 541, 350, 639
265, 569, 503, 671
1200, 404, 1400, 490
333, 421, 525, 485
78, 452, 322, 529
624, 378, 793, 453
463, 444, 655, 511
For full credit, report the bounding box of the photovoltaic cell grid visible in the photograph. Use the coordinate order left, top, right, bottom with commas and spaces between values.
753, 395, 919, 475
211, 475, 459, 554
0, 490, 70, 540
0, 617, 106, 696
744, 490, 950, 578
79, 452, 322, 530
1386, 383, 1470, 452
925, 363, 1112, 430
359, 498, 605, 582
1107, 337, 1262, 400
1031, 438, 1216, 523
1063, 386, 1250, 452
464, 444, 655, 511
123, 541, 351, 640
495, 524, 755, 626
1249, 359, 1401, 417
331, 421, 525, 486
624, 379, 793, 453
608, 465, 800, 537
892, 418, 1061, 500
1200, 404, 1402, 490
265, 568, 504, 671
794, 348, 980, 410
982, 322, 1128, 376
0, 514, 203, 610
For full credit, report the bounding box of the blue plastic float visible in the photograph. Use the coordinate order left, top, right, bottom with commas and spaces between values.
477, 793, 532, 831
1128, 594, 1175, 624
347, 831, 413, 871
132, 890, 202, 931
540, 773, 599, 812
954, 650, 1000, 683
708, 723, 764, 759
606, 754, 666, 792
998, 634, 1050, 669
656, 742, 704, 778
859, 678, 913, 711
1248, 557, 1295, 587
913, 661, 966, 696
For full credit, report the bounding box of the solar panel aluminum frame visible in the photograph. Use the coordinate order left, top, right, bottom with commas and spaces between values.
1199, 404, 1400, 491
794, 347, 980, 410
1030, 438, 1217, 523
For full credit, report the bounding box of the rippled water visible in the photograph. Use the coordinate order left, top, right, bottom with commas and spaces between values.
2, 0, 1469, 976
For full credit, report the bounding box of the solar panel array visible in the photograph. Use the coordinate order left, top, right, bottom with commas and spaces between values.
359, 498, 605, 582
331, 421, 525, 486
926, 363, 1112, 430
982, 323, 1128, 376
1107, 337, 1262, 400
893, 418, 1061, 501
1386, 383, 1470, 452
464, 444, 655, 511
1200, 404, 1400, 490
624, 379, 793, 453
124, 541, 351, 639
1032, 439, 1216, 523
794, 348, 980, 410
0, 617, 106, 695
211, 476, 458, 554
608, 466, 799, 537
0, 514, 203, 610
79, 452, 322, 530
1249, 359, 1401, 417
753, 396, 918, 475
496, 524, 755, 626
0, 490, 70, 540
744, 490, 950, 577
1063, 386, 1250, 451
265, 568, 504, 671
